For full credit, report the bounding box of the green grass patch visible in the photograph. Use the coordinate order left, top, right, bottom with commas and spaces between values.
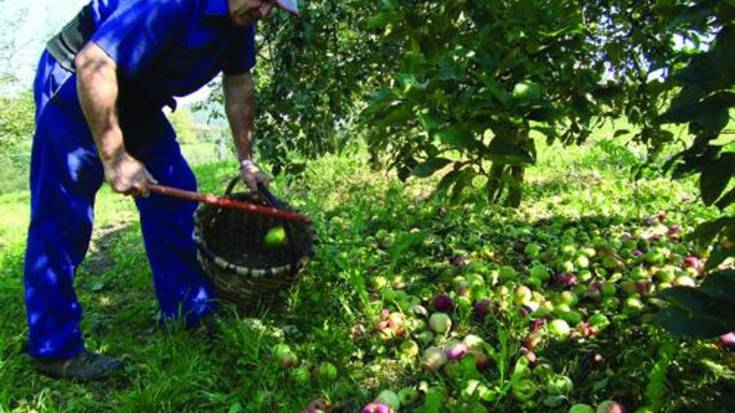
0, 128, 732, 412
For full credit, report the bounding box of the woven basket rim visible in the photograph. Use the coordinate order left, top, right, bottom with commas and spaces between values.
192, 199, 316, 278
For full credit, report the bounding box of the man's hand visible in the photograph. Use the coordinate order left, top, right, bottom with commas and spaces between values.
240, 159, 271, 192
103, 152, 158, 197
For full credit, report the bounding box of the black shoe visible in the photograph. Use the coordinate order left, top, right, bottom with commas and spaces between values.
33, 350, 121, 381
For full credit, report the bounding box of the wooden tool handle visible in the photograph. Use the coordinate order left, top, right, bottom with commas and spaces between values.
149, 184, 311, 225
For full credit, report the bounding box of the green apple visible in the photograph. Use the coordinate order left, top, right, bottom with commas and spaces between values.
569, 404, 595, 413
318, 361, 338, 382
526, 276, 542, 288
623, 297, 645, 314
620, 281, 637, 296
645, 250, 665, 265
631, 266, 647, 280
654, 268, 676, 283
463, 334, 486, 351
375, 390, 401, 411
290, 365, 310, 384
421, 346, 447, 371
559, 290, 578, 306
560, 260, 576, 273
673, 275, 696, 287
561, 244, 577, 257
514, 286, 533, 305
546, 374, 574, 395
603, 297, 620, 310
530, 264, 551, 281
398, 387, 420, 406
578, 270, 593, 282
581, 247, 597, 257
596, 400, 625, 413
429, 313, 452, 334
601, 283, 617, 298
588, 313, 610, 330
575, 255, 590, 269
499, 266, 517, 282
548, 319, 571, 338
399, 340, 419, 358
602, 256, 622, 271
512, 379, 538, 401
273, 344, 298, 368
263, 226, 288, 248
524, 242, 542, 258
560, 310, 583, 325
417, 330, 434, 346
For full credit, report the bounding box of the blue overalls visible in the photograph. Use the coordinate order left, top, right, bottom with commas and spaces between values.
25, 0, 256, 359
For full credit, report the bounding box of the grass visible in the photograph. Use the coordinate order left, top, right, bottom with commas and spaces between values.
0, 124, 732, 412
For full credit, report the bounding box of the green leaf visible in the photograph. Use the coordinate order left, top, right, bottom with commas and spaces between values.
699, 270, 735, 304
659, 86, 704, 124
705, 244, 733, 272
655, 287, 735, 334
653, 305, 731, 338
654, 285, 735, 337
614, 129, 631, 138
512, 81, 542, 102
591, 83, 623, 101
527, 106, 558, 122
450, 168, 477, 204
367, 11, 400, 28
700, 153, 735, 205
715, 186, 735, 210
436, 170, 460, 197
413, 388, 444, 413
687, 217, 735, 246
411, 157, 452, 178
435, 126, 476, 151
374, 103, 413, 129
459, 353, 482, 379
694, 107, 731, 135
486, 137, 535, 166
418, 110, 439, 132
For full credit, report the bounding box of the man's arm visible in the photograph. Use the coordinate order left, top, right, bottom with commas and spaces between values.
223, 71, 270, 190
223, 72, 255, 162
74, 42, 156, 196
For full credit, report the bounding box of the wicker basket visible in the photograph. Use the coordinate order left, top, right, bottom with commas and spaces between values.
192, 178, 316, 312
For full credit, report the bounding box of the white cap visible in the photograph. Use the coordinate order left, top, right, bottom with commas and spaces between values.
276, 0, 300, 16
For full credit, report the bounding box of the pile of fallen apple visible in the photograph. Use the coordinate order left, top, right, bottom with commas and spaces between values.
281, 212, 733, 412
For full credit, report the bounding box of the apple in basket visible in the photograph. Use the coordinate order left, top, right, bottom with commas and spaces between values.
263, 226, 288, 248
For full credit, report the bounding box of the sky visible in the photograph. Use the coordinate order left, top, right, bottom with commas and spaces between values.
0, 0, 208, 103
0, 0, 87, 88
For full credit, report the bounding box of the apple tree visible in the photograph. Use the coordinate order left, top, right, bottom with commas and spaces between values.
647, 1, 735, 337
360, 0, 630, 207
203, 0, 386, 176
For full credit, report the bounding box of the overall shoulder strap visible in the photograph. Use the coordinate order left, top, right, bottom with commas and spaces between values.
46, 5, 96, 72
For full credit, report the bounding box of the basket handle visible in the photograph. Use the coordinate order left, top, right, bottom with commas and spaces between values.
224, 177, 300, 274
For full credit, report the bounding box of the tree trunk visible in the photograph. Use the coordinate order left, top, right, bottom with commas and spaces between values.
486, 164, 505, 203
507, 165, 524, 208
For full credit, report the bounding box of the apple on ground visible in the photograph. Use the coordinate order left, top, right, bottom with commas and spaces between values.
512, 379, 538, 401
318, 361, 337, 382
569, 404, 595, 413
375, 390, 401, 411
429, 313, 452, 334
596, 400, 626, 413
